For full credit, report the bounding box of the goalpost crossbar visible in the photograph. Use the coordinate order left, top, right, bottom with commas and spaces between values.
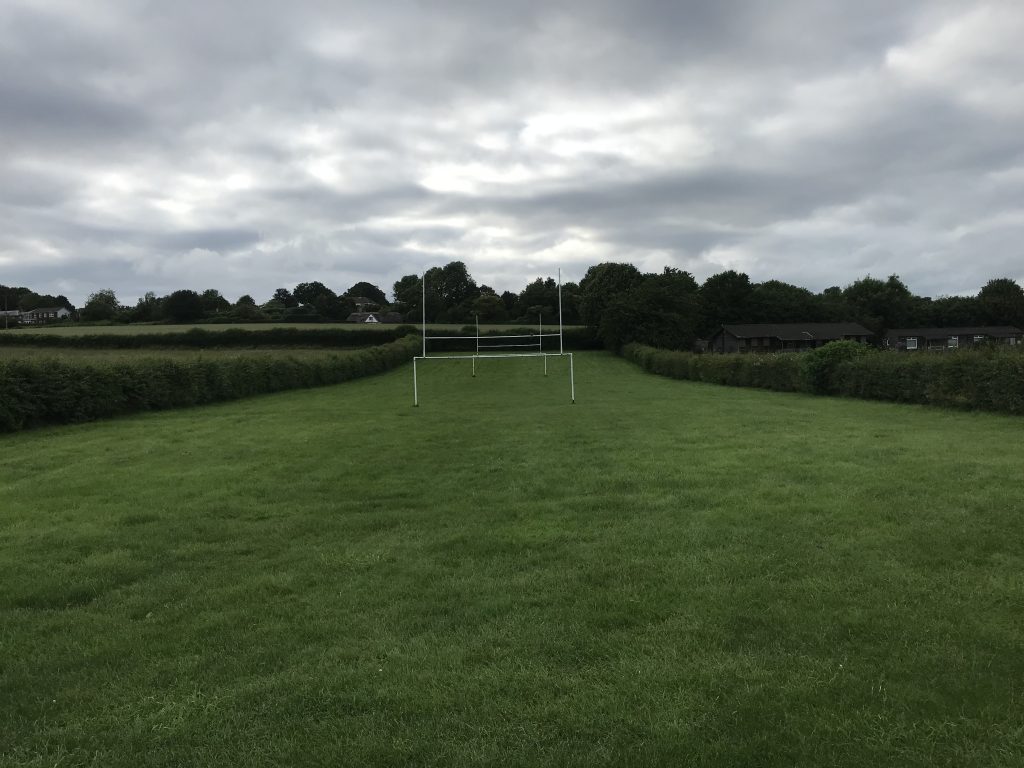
414, 268, 575, 406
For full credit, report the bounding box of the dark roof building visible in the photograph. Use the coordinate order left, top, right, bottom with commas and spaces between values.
885, 326, 1022, 351
708, 322, 872, 353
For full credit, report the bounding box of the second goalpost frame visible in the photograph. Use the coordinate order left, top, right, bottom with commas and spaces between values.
412, 267, 575, 406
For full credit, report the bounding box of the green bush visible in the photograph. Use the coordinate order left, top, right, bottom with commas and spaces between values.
0, 336, 420, 432
801, 340, 873, 394
0, 326, 417, 350
623, 342, 1024, 415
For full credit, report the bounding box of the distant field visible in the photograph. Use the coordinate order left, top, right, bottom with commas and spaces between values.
2, 353, 1022, 766
1, 322, 579, 336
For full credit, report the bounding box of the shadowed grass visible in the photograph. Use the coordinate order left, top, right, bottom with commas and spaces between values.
1, 353, 1022, 766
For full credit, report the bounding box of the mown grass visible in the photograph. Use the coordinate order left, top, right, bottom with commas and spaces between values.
1, 353, 1022, 766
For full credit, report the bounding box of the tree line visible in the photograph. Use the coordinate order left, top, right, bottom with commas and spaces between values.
5, 263, 1024, 350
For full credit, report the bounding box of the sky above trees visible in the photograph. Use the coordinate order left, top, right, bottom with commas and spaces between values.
3, 0, 1023, 305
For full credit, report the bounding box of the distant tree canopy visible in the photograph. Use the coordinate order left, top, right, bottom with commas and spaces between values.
81, 289, 121, 322
10, 265, 1024, 346
345, 281, 387, 305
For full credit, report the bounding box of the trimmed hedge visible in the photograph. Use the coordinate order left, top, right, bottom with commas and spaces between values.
0, 326, 417, 350
0, 336, 419, 432
623, 342, 1024, 415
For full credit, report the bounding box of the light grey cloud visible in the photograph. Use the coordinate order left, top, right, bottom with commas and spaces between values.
1, 0, 1022, 306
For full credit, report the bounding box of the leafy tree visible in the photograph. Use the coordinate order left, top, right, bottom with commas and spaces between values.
129, 291, 162, 323
294, 281, 336, 306
236, 295, 257, 307
699, 270, 754, 333
977, 278, 1024, 326
579, 262, 644, 328
424, 261, 479, 319
926, 295, 979, 327
499, 290, 519, 317
842, 275, 914, 333
200, 289, 231, 316
471, 293, 508, 322
345, 281, 387, 305
162, 289, 205, 323
272, 288, 298, 308
599, 268, 700, 351
518, 278, 560, 322
750, 280, 822, 323
81, 289, 122, 322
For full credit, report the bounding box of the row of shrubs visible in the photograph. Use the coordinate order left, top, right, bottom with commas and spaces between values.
623, 341, 1024, 415
0, 326, 417, 349
0, 325, 602, 351
0, 336, 420, 432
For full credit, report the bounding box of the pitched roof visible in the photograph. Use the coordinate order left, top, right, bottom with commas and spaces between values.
721, 322, 872, 340
24, 306, 67, 314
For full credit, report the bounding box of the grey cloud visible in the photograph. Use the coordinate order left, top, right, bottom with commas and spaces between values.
1, 0, 1022, 304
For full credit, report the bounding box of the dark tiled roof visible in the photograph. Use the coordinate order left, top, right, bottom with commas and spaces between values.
25, 307, 67, 314
721, 322, 872, 340
886, 326, 1022, 338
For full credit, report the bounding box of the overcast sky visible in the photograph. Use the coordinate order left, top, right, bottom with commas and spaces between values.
2, 0, 1023, 306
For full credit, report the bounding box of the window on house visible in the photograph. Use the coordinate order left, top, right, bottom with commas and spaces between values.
974, 335, 986, 343
905, 337, 918, 350
948, 336, 959, 348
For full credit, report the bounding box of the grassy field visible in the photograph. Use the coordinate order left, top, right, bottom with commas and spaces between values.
0, 322, 577, 336
2, 353, 1022, 766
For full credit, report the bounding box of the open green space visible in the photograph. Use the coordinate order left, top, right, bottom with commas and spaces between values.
2, 353, 1022, 766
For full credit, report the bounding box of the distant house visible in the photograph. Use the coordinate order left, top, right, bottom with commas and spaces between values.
885, 326, 1023, 351
20, 307, 70, 324
345, 311, 403, 324
708, 323, 873, 353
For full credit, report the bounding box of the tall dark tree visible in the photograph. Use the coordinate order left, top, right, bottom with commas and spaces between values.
294, 281, 336, 306
162, 289, 205, 323
272, 288, 298, 308
977, 278, 1024, 327
518, 278, 560, 323
842, 275, 914, 333
345, 281, 387, 305
200, 289, 231, 316
699, 270, 754, 333
599, 268, 700, 351
81, 289, 122, 322
750, 280, 822, 323
129, 291, 162, 323
579, 262, 644, 328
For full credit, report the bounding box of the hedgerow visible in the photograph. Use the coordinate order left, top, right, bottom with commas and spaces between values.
0, 336, 420, 432
622, 342, 1024, 415
0, 326, 417, 350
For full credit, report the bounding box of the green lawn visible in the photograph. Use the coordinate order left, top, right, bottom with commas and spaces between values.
2, 353, 1022, 766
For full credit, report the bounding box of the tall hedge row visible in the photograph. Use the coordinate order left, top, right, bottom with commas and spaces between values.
423, 326, 601, 352
0, 326, 417, 350
0, 336, 419, 432
623, 342, 1024, 415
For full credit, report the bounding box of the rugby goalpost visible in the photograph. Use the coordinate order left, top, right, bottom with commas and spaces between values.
412, 268, 575, 406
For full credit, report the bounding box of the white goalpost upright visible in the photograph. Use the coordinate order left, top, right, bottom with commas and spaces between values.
412, 268, 575, 406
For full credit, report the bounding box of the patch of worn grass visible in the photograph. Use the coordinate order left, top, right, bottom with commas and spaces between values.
1, 353, 1022, 766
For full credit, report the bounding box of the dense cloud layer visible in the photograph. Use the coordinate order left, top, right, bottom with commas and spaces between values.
2, 0, 1022, 305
